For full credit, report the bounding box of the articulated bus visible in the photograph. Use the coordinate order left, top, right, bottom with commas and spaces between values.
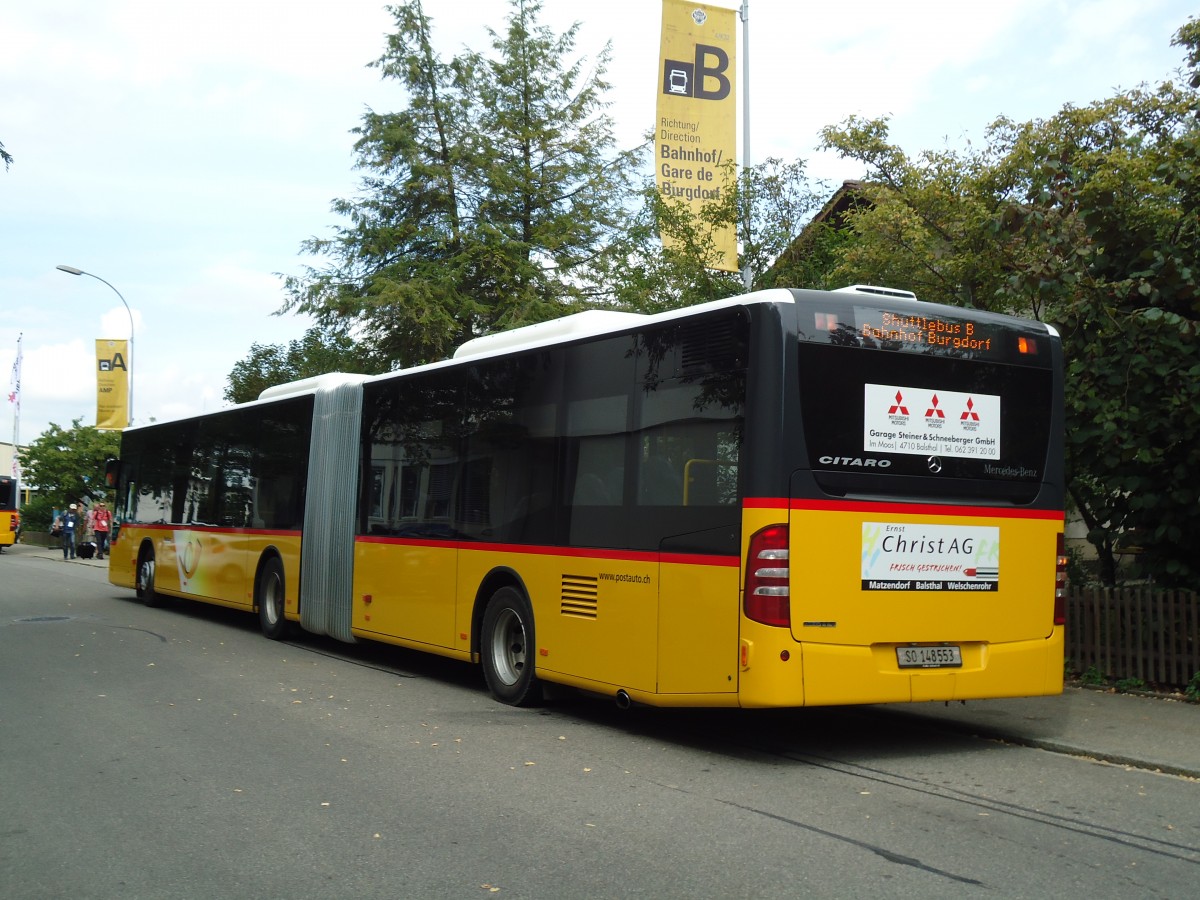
0, 475, 18, 552
107, 287, 1066, 707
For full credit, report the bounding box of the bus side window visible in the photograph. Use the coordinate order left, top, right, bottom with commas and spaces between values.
561, 335, 636, 548
361, 371, 463, 538
566, 409, 626, 508
638, 450, 683, 505
465, 353, 560, 544
633, 381, 744, 509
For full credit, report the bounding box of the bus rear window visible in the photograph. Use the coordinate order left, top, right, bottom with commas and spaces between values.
798, 343, 1053, 502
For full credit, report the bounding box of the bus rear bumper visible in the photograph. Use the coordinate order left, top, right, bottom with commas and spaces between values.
804, 629, 1064, 706
739, 627, 1064, 708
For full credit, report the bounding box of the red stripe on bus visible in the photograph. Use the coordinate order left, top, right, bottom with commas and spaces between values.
126, 523, 303, 537
744, 497, 1063, 520
356, 535, 738, 568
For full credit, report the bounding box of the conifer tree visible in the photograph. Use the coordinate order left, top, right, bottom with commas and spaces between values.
282, 0, 637, 367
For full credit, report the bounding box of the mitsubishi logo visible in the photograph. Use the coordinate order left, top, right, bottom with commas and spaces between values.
927, 456, 944, 474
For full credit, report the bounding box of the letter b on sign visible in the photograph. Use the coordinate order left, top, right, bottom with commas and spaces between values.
694, 44, 730, 100
662, 44, 730, 101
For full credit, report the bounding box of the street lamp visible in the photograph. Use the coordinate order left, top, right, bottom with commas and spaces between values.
56, 264, 134, 427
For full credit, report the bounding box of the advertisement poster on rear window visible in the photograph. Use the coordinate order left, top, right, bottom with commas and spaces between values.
863, 383, 1000, 460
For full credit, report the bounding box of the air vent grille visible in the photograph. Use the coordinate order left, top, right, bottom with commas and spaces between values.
679, 318, 742, 373
561, 574, 599, 619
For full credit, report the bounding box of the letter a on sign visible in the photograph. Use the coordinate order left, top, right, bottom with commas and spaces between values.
95, 338, 129, 430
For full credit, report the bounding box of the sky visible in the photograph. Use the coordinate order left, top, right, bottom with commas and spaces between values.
2, 0, 1195, 456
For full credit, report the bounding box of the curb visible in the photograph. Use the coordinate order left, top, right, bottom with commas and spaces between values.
2, 543, 109, 568
918, 715, 1200, 779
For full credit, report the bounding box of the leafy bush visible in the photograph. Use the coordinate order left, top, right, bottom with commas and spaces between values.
1114, 677, 1146, 693
1186, 672, 1200, 703
18, 495, 57, 533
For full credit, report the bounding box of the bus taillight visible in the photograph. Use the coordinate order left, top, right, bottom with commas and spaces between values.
745, 524, 790, 627
1054, 533, 1068, 626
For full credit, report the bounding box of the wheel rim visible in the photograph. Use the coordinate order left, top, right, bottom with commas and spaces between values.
489, 608, 527, 686
263, 572, 282, 626
138, 558, 154, 593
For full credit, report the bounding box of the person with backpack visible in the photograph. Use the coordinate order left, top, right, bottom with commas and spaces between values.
58, 503, 80, 560
90, 501, 112, 560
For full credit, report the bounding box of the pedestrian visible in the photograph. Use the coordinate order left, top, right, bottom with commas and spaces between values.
91, 500, 112, 560
60, 503, 80, 560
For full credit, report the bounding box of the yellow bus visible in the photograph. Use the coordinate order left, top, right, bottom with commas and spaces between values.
108, 287, 1066, 707
0, 475, 18, 552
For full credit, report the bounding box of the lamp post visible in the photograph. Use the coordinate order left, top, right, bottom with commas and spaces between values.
56, 264, 134, 427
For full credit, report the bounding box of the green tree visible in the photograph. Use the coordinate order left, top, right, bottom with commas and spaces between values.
224, 326, 386, 404
1, 139, 12, 170
599, 174, 744, 314
599, 156, 828, 312
741, 157, 831, 288
995, 22, 1200, 585
470, 0, 637, 322
812, 17, 1200, 585
281, 0, 638, 367
817, 116, 1032, 312
19, 420, 120, 531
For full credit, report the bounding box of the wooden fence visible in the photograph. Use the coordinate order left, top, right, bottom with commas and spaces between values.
1065, 587, 1200, 689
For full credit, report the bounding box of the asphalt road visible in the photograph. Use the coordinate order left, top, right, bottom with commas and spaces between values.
2, 552, 1197, 899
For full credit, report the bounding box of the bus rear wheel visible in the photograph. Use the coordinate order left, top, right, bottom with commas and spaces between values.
481, 586, 542, 706
257, 556, 289, 640
137, 548, 163, 608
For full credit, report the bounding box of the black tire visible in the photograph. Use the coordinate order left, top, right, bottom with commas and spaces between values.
257, 556, 290, 640
481, 586, 543, 706
136, 547, 164, 608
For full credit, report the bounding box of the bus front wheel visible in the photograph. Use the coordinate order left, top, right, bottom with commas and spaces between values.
257, 556, 289, 640
481, 586, 542, 707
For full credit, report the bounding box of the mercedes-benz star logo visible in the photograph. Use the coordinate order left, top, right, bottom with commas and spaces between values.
927, 456, 943, 474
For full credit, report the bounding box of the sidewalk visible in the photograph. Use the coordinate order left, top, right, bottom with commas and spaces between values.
4, 539, 109, 568
883, 686, 1200, 779
5, 541, 1198, 777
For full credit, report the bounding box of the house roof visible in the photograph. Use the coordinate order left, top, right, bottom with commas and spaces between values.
763, 179, 870, 282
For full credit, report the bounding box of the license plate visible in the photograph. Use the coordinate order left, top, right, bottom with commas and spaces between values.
896, 645, 962, 668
